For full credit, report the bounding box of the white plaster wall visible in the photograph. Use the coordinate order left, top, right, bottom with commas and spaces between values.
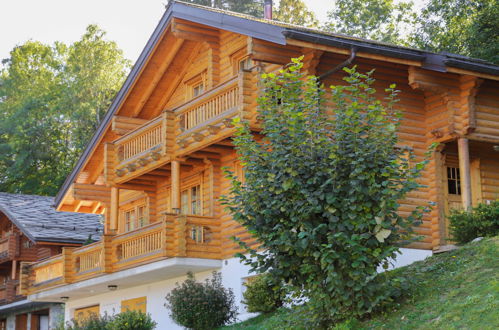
62, 248, 431, 329
380, 247, 433, 272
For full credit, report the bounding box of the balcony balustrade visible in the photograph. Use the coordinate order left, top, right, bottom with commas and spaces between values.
105, 71, 257, 183
20, 215, 220, 296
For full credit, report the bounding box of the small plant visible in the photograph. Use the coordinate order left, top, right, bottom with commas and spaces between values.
242, 273, 285, 313
165, 271, 238, 330
449, 201, 499, 244
107, 310, 156, 330
64, 313, 112, 330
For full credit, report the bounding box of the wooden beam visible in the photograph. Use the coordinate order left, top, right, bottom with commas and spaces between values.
171, 160, 180, 211
73, 183, 111, 204
129, 36, 185, 117
110, 188, 119, 234
111, 115, 149, 135
457, 138, 472, 210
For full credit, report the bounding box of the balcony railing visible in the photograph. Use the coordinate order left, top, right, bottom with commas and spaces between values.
21, 215, 221, 296
175, 71, 257, 151
177, 76, 240, 132
114, 114, 168, 168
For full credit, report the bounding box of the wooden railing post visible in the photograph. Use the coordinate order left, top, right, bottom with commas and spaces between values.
102, 235, 114, 273
171, 160, 181, 212
458, 137, 472, 210
62, 247, 74, 284
175, 216, 187, 257
19, 262, 33, 296
161, 216, 168, 257
110, 187, 119, 234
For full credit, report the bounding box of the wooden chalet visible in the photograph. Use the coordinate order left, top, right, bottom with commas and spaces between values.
19, 1, 499, 326
0, 193, 101, 329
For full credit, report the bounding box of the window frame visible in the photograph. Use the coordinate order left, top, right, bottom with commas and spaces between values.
180, 183, 202, 216
121, 197, 150, 233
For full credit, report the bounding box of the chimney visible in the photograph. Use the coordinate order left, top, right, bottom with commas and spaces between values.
264, 0, 273, 20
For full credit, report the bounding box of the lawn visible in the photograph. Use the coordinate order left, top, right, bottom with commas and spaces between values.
223, 236, 499, 329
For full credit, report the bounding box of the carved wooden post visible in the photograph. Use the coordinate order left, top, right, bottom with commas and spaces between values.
109, 187, 119, 234
171, 160, 181, 213
176, 216, 187, 257
102, 235, 114, 273
62, 247, 74, 284
458, 137, 472, 210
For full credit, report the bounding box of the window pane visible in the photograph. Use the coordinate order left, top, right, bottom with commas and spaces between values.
181, 190, 189, 214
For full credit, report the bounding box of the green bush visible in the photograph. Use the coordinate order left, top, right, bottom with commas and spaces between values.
242, 274, 285, 313
62, 310, 155, 330
449, 201, 499, 244
64, 313, 112, 330
107, 310, 156, 329
165, 271, 238, 330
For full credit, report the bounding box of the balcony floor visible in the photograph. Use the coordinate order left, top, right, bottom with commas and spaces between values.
28, 257, 222, 302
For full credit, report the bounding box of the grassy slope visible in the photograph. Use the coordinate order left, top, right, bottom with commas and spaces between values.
224, 236, 499, 330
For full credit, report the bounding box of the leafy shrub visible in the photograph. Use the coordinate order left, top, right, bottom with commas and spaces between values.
449, 201, 499, 244
165, 271, 238, 329
62, 310, 155, 330
107, 310, 156, 330
242, 273, 285, 313
223, 59, 430, 326
64, 313, 112, 330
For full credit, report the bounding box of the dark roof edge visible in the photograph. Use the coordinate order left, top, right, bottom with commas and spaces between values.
283, 30, 499, 76
283, 30, 426, 62
0, 206, 36, 242
444, 57, 499, 76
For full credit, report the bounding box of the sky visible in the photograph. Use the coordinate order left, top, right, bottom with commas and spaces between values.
0, 0, 334, 65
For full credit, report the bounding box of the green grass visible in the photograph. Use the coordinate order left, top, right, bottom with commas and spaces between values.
223, 237, 499, 330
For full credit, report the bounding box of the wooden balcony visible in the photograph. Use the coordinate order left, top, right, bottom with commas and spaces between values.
0, 236, 18, 263
20, 215, 221, 296
107, 111, 175, 183
174, 71, 258, 156
104, 71, 257, 183
0, 280, 25, 305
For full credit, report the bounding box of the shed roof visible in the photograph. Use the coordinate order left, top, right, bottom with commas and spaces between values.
0, 192, 102, 244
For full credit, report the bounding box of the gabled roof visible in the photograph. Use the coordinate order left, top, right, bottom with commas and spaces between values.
54, 0, 499, 208
0, 192, 102, 244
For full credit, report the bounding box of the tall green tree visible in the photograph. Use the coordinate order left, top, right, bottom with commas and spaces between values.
324, 0, 415, 45
274, 0, 319, 27
223, 59, 429, 325
0, 25, 130, 195
412, 0, 499, 64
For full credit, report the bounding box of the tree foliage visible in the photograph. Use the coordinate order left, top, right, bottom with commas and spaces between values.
273, 0, 319, 28
0, 25, 130, 195
181, 0, 318, 27
324, 0, 415, 45
223, 58, 430, 325
181, 0, 264, 17
411, 0, 499, 64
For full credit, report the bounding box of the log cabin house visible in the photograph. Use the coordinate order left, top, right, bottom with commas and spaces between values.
20, 1, 499, 328
0, 193, 101, 330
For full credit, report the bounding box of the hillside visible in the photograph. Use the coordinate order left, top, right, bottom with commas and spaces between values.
224, 236, 499, 329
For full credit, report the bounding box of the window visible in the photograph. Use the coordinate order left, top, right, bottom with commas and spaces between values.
74, 305, 100, 322
192, 82, 204, 97
231, 48, 253, 75
180, 184, 202, 215
121, 296, 147, 313
447, 167, 461, 195
122, 202, 148, 232
185, 72, 207, 100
